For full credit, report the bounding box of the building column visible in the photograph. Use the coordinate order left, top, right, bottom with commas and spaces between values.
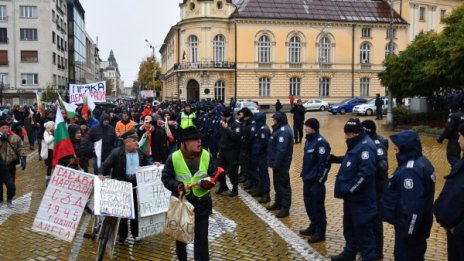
409, 4, 417, 42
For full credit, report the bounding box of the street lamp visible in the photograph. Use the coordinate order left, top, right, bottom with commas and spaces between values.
386, 0, 395, 129
0, 74, 4, 106
145, 40, 163, 99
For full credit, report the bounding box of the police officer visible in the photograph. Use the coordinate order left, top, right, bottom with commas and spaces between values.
330, 118, 377, 261
238, 108, 255, 192
290, 99, 306, 143
381, 130, 435, 261
178, 104, 196, 129
217, 107, 241, 196
162, 126, 216, 261
266, 111, 293, 218
434, 123, 464, 261
437, 102, 464, 166
374, 94, 383, 120
250, 112, 271, 203
299, 118, 331, 243
361, 120, 388, 259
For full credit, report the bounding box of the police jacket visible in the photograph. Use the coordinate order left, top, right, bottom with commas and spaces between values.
99, 147, 148, 182
301, 132, 331, 183
219, 117, 241, 152
239, 117, 253, 153
438, 110, 464, 141
434, 159, 464, 238
381, 130, 435, 240
334, 132, 377, 203
370, 134, 388, 192
251, 112, 270, 159
268, 113, 293, 170
161, 150, 216, 217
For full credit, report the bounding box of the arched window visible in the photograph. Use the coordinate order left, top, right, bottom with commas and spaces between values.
189, 35, 198, 64
258, 35, 271, 63
360, 42, 371, 64
214, 81, 225, 102
289, 36, 301, 64
360, 77, 370, 96
213, 35, 225, 64
289, 77, 301, 96
259, 77, 270, 97
319, 37, 331, 64
384, 42, 396, 58
319, 77, 330, 97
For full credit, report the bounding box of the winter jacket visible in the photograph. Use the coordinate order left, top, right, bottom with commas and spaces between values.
251, 112, 270, 159
334, 132, 377, 202
290, 104, 306, 123
88, 113, 116, 162
381, 130, 435, 240
99, 146, 148, 181
370, 134, 389, 193
115, 119, 136, 137
219, 117, 241, 152
267, 112, 293, 170
0, 132, 25, 165
300, 132, 331, 183
43, 130, 55, 150
438, 110, 464, 141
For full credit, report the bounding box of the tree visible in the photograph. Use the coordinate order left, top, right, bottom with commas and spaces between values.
137, 56, 162, 93
42, 86, 58, 102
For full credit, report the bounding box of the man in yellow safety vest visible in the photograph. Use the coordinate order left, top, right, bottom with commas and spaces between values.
178, 104, 196, 129
162, 126, 216, 261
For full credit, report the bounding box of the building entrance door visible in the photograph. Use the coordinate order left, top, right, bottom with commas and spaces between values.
187, 79, 200, 101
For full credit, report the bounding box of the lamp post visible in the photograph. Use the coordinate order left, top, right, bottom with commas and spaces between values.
0, 74, 4, 106
386, 0, 395, 129
145, 40, 164, 99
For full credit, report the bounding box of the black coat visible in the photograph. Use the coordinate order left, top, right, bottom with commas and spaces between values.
290, 104, 306, 123
88, 114, 116, 162
99, 147, 148, 181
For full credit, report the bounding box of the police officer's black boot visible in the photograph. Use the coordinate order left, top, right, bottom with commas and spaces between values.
275, 208, 289, 218
299, 227, 314, 236
258, 193, 270, 203
227, 187, 238, 197
307, 233, 325, 243
266, 203, 281, 211
215, 184, 229, 195
330, 252, 355, 261
250, 189, 262, 197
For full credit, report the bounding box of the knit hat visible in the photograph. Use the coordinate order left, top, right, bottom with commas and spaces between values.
344, 118, 363, 133
44, 121, 55, 129
304, 118, 320, 132
361, 120, 377, 135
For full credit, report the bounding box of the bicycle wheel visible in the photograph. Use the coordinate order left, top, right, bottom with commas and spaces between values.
91, 215, 102, 240
96, 218, 110, 261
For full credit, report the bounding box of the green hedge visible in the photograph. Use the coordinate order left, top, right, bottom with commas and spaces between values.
411, 125, 443, 135
392, 106, 448, 126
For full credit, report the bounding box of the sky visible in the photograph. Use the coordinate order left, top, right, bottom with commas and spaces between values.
79, 0, 180, 87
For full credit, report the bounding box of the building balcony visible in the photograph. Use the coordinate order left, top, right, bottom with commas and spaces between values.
174, 61, 236, 71
360, 63, 371, 70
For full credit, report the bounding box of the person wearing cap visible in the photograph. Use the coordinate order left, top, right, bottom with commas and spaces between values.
329, 118, 377, 261
361, 120, 388, 259
381, 130, 435, 261
250, 112, 271, 203
267, 111, 294, 218
290, 99, 306, 144
434, 123, 464, 261
299, 118, 331, 243
217, 107, 241, 196
162, 126, 217, 261
99, 131, 149, 244
178, 104, 196, 129
237, 107, 255, 191
437, 102, 464, 167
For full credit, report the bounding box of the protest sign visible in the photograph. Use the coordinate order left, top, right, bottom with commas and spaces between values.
94, 178, 135, 219
138, 214, 166, 238
32, 166, 94, 242
136, 165, 171, 217
140, 90, 154, 99
69, 81, 106, 104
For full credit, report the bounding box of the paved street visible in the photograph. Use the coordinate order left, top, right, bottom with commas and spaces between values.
0, 113, 450, 260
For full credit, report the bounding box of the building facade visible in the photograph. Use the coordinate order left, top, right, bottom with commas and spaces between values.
0, 0, 69, 105
101, 50, 121, 97
160, 0, 460, 105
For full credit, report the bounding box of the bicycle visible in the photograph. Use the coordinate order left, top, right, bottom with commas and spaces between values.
96, 215, 119, 261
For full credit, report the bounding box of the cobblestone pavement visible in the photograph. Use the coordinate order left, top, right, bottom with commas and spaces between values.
0, 112, 450, 260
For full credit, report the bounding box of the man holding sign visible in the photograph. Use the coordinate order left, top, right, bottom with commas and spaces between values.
99, 131, 149, 244
162, 126, 217, 261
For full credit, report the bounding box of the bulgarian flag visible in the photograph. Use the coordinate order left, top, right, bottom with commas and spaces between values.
139, 132, 151, 156
52, 106, 75, 168
81, 94, 95, 119
36, 93, 46, 117
58, 94, 77, 120
165, 118, 175, 143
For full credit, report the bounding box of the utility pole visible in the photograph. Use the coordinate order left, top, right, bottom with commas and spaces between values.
386, 0, 395, 129
145, 39, 157, 98
0, 75, 3, 106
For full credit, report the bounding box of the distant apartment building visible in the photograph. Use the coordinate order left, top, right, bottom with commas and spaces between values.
0, 0, 69, 105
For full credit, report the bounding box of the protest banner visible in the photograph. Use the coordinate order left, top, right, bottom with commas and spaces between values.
94, 178, 135, 219
140, 90, 154, 99
138, 214, 166, 238
32, 165, 94, 242
136, 165, 171, 217
69, 81, 106, 104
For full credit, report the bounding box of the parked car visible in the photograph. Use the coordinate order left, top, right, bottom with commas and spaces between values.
352, 97, 396, 116
303, 99, 329, 111
328, 97, 369, 115
233, 100, 260, 114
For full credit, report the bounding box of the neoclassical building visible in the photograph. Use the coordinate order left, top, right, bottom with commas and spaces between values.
159, 0, 461, 104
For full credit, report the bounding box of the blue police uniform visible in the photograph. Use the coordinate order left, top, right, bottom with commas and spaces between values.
300, 132, 331, 236
334, 132, 377, 260
251, 112, 271, 195
268, 112, 293, 214
434, 159, 464, 261
381, 130, 435, 261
